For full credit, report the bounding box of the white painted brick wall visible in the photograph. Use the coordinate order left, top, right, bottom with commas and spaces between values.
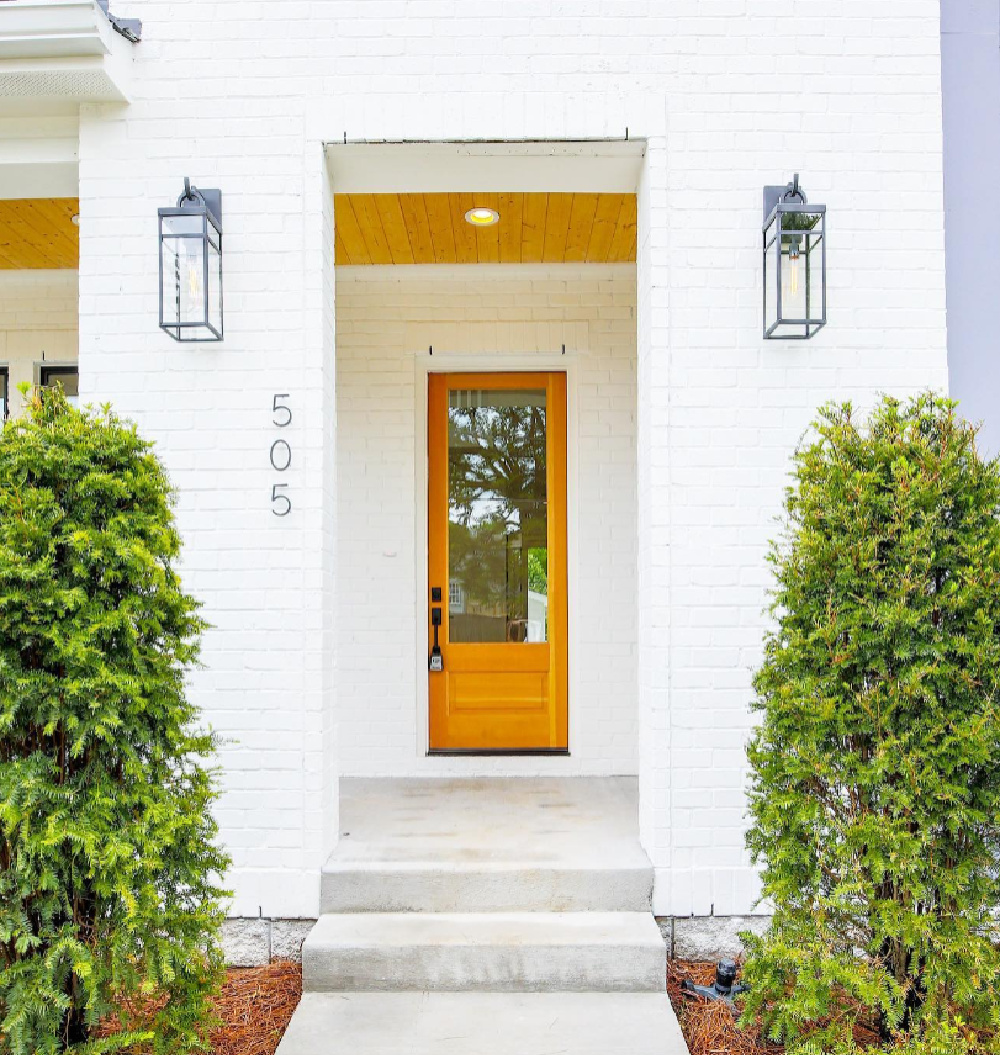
335, 263, 637, 776
37, 0, 948, 917
0, 271, 78, 416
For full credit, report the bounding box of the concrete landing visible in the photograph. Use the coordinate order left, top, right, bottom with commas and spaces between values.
275, 992, 688, 1055
323, 777, 652, 912
303, 911, 666, 992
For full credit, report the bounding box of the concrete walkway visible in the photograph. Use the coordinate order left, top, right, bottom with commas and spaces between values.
278, 992, 687, 1054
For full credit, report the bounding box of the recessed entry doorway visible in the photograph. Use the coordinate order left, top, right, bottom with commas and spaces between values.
329, 140, 641, 773
427, 372, 568, 753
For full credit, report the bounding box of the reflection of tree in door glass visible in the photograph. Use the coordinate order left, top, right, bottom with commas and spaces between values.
447, 389, 547, 643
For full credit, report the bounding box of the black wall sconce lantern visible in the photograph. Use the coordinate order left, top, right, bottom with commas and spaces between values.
158, 178, 223, 341
762, 174, 826, 339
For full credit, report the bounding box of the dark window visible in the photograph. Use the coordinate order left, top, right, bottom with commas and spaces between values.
40, 365, 79, 404
0, 367, 7, 420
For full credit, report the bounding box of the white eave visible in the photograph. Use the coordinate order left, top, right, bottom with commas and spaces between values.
0, 0, 137, 102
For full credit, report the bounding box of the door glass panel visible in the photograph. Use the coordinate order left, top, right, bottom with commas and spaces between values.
448, 387, 547, 643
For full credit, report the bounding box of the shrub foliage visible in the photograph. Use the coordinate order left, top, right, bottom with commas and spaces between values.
742, 394, 1000, 1053
0, 387, 228, 1053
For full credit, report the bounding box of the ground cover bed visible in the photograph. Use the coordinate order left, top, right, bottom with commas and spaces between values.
96, 959, 302, 1055
667, 960, 885, 1055
103, 955, 988, 1055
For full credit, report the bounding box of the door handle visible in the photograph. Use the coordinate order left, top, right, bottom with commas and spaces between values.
429, 598, 443, 671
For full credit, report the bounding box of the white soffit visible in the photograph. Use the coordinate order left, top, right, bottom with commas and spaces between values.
0, 0, 136, 102
325, 140, 647, 194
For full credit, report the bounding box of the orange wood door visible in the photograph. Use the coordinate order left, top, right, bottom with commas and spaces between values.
428, 372, 568, 752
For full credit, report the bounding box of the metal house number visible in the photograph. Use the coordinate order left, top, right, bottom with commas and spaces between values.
271, 394, 292, 516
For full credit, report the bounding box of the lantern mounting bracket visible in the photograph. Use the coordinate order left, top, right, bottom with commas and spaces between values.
177, 178, 223, 231
762, 173, 807, 224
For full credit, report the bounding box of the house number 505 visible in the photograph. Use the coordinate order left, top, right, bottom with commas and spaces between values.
271, 394, 292, 517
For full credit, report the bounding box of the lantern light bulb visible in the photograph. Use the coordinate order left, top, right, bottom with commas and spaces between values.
784, 235, 802, 298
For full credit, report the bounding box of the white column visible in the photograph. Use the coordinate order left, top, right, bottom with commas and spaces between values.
302, 138, 339, 867
77, 101, 335, 918
636, 137, 673, 917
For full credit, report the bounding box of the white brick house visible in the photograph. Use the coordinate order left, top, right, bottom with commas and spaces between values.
0, 0, 953, 1034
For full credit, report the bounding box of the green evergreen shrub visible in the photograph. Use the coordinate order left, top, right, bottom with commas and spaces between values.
742, 393, 1000, 1053
0, 387, 229, 1053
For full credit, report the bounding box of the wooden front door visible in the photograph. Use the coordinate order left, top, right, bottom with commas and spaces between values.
428, 372, 568, 753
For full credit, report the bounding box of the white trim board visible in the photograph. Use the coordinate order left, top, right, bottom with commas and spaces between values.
326, 140, 646, 194
412, 350, 582, 771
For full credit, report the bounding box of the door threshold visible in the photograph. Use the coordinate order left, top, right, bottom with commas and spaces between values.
427, 748, 570, 757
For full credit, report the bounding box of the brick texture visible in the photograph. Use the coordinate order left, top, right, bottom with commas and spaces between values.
336, 263, 637, 775
53, 0, 950, 917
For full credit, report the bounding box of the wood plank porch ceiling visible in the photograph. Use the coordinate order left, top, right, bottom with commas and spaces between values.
334, 192, 637, 266
0, 199, 80, 269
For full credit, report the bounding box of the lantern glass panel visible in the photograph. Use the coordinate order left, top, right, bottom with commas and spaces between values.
763, 205, 826, 340
159, 209, 223, 341
206, 232, 222, 337
764, 219, 780, 335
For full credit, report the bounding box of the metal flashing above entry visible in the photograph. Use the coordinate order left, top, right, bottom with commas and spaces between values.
96, 0, 141, 41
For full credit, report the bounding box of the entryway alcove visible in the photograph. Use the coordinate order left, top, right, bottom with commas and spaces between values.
273, 140, 686, 1053
327, 142, 641, 772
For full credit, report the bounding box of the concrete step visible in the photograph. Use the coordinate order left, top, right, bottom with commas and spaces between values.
276, 992, 688, 1055
324, 776, 653, 913
320, 861, 653, 912
302, 911, 666, 993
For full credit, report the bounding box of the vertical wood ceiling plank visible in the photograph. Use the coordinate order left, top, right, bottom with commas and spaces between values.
13, 202, 49, 258
0, 198, 80, 269
334, 227, 351, 267
399, 193, 435, 264
29, 199, 79, 265
374, 194, 415, 265
541, 192, 573, 263
586, 193, 624, 263
351, 193, 393, 265
5, 202, 53, 267
564, 193, 599, 263
521, 193, 548, 264
498, 191, 523, 264
329, 191, 638, 267
0, 204, 57, 269
608, 193, 637, 262
334, 195, 372, 265
423, 193, 456, 264
474, 192, 500, 264
449, 192, 478, 264
0, 244, 21, 268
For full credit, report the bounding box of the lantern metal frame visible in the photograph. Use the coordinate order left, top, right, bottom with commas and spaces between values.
762, 174, 826, 340
158, 178, 223, 342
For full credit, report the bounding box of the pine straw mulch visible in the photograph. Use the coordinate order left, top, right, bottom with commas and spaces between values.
668, 959, 883, 1055
207, 960, 301, 1055
96, 959, 302, 1055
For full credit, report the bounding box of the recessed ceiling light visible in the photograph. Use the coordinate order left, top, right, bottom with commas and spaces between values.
71, 214, 80, 226
465, 207, 500, 227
